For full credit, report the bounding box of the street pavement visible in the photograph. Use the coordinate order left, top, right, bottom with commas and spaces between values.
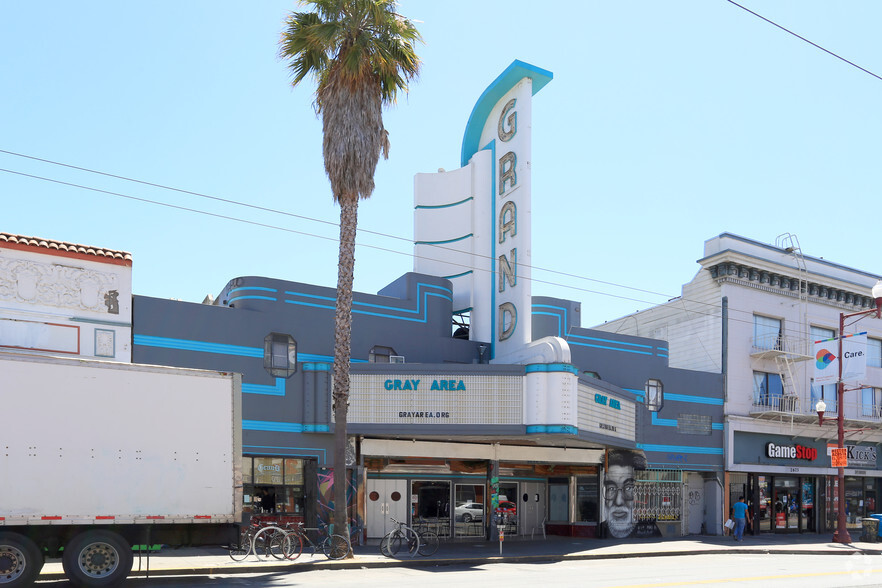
37, 532, 882, 581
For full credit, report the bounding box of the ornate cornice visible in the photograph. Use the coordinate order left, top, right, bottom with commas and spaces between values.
707, 261, 876, 311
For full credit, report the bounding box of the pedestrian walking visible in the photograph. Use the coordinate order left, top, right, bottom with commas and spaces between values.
733, 496, 749, 541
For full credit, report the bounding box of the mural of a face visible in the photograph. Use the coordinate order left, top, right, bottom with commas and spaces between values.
604, 464, 636, 538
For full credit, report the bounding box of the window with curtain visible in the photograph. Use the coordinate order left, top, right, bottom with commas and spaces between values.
754, 315, 783, 350
753, 371, 784, 405
868, 338, 882, 369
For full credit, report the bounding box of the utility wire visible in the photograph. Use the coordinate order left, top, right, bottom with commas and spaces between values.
0, 166, 668, 310
726, 0, 882, 82
0, 163, 799, 336
0, 148, 671, 301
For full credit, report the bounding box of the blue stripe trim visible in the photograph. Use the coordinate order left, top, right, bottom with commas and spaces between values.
443, 270, 473, 280
243, 445, 327, 464
134, 334, 262, 358
229, 295, 278, 303
461, 60, 553, 167
637, 443, 724, 455
242, 378, 286, 396
651, 413, 678, 427
532, 304, 568, 337
526, 425, 578, 435
666, 393, 724, 406
283, 282, 451, 324
415, 197, 474, 209
414, 233, 473, 246
303, 362, 332, 371
525, 363, 579, 375
229, 287, 278, 294
243, 420, 330, 433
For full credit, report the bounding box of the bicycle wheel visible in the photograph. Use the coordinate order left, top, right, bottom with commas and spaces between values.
380, 530, 398, 558
266, 530, 289, 560
253, 526, 283, 560
280, 532, 303, 561
229, 531, 251, 562
418, 531, 439, 556
322, 533, 351, 560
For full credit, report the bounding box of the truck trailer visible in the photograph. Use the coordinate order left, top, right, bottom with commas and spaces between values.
0, 351, 242, 587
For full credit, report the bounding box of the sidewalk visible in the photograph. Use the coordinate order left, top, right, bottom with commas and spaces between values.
38, 532, 882, 580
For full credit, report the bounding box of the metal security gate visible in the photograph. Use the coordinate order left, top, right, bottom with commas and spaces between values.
636, 470, 683, 532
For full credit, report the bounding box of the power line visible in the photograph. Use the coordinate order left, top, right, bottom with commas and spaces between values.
0, 156, 856, 335
0, 165, 667, 310
726, 0, 882, 82
0, 148, 674, 301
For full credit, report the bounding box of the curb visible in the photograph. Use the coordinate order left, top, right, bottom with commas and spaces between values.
37, 545, 882, 581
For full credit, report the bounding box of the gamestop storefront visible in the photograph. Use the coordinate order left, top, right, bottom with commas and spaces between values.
730, 432, 882, 534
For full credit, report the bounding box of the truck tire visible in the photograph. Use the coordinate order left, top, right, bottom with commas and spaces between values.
62, 530, 133, 588
0, 532, 43, 587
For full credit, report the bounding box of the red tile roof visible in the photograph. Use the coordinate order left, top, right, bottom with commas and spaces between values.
0, 232, 132, 266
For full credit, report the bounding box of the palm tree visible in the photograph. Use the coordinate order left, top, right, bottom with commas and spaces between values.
279, 0, 421, 550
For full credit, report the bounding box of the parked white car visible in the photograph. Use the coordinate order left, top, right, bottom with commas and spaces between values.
455, 502, 484, 522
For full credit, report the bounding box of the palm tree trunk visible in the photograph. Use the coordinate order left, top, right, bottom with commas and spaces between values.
332, 196, 358, 557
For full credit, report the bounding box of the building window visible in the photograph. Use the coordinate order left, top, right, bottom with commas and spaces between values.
862, 387, 880, 418
243, 457, 306, 515
576, 475, 599, 523
369, 345, 397, 363
868, 338, 882, 369
645, 379, 663, 412
810, 379, 838, 414
754, 371, 784, 406
753, 315, 782, 350
264, 333, 297, 378
548, 478, 569, 522
811, 326, 835, 343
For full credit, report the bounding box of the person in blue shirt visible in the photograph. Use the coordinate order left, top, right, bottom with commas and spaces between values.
733, 496, 749, 541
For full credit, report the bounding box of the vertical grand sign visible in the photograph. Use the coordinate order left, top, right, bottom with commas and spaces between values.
480, 81, 533, 358
413, 61, 552, 360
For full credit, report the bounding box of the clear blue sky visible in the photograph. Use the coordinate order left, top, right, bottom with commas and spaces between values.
3, 1, 881, 328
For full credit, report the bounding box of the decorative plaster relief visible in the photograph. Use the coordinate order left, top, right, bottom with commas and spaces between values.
0, 259, 120, 313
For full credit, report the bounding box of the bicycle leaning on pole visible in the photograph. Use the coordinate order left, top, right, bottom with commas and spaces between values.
380, 516, 439, 558
271, 520, 352, 561
228, 518, 287, 561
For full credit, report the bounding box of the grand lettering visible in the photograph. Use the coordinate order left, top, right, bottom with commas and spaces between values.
765, 442, 817, 461
497, 98, 520, 343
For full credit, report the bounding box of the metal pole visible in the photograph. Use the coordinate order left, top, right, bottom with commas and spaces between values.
835, 311, 852, 544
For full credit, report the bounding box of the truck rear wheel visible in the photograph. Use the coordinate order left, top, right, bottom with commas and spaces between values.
0, 532, 43, 587
62, 531, 133, 588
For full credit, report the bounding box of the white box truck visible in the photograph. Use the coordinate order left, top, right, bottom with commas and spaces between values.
0, 351, 242, 587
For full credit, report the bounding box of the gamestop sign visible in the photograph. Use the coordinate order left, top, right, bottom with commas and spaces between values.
766, 442, 818, 461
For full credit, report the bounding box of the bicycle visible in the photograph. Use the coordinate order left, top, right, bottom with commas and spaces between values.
228, 518, 286, 561
272, 520, 351, 561
380, 517, 439, 557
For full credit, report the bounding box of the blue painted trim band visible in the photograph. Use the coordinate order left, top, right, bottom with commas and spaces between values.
283, 282, 451, 324
461, 60, 553, 167
637, 443, 724, 455
243, 420, 330, 433
229, 286, 278, 294
665, 393, 724, 406
242, 378, 286, 396
650, 412, 724, 430
525, 363, 579, 375
415, 197, 474, 210
414, 233, 473, 246
243, 445, 327, 464
229, 295, 278, 303
443, 270, 473, 280
303, 362, 332, 371
526, 425, 578, 435
134, 334, 262, 358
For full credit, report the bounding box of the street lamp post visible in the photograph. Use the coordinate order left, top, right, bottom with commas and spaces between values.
816, 280, 882, 544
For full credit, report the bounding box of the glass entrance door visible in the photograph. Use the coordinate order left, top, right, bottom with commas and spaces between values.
773, 477, 799, 531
